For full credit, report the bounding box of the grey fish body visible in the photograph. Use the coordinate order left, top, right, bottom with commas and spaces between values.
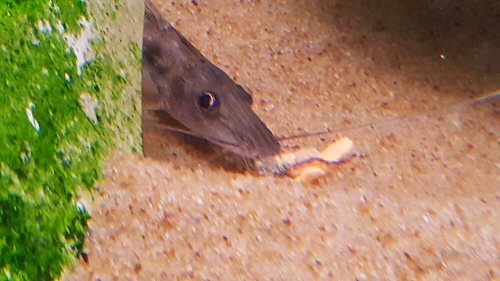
142, 0, 280, 159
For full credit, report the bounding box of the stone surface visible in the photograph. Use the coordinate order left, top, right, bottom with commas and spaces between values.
0, 0, 142, 279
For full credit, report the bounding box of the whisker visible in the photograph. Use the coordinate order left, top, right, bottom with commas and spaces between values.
144, 120, 243, 148
277, 91, 499, 141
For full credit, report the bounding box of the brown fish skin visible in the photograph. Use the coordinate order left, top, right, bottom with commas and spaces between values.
142, 0, 281, 159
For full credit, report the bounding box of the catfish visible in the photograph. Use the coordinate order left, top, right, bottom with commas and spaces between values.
142, 0, 498, 163
142, 0, 280, 159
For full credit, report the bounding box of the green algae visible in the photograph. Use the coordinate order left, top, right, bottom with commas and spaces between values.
0, 0, 142, 280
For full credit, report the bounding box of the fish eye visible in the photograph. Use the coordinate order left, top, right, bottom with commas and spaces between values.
197, 91, 219, 112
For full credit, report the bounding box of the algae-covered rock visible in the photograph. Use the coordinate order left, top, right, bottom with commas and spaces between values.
0, 0, 142, 279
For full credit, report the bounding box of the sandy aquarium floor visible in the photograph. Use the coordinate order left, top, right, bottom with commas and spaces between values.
64, 0, 499, 280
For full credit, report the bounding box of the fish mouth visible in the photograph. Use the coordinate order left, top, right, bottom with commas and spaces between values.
150, 121, 279, 159
144, 108, 280, 159
205, 118, 281, 159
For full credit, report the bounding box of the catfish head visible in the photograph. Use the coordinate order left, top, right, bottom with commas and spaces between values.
142, 0, 280, 159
